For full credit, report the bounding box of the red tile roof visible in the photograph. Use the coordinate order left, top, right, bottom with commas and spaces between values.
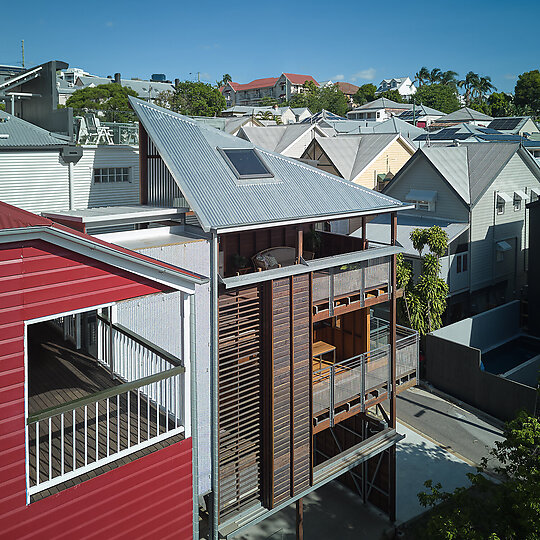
283, 73, 319, 86
335, 82, 359, 95
0, 201, 204, 281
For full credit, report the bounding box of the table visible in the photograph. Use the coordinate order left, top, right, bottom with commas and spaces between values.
312, 340, 336, 370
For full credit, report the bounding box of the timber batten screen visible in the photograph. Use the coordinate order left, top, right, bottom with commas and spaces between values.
218, 286, 263, 522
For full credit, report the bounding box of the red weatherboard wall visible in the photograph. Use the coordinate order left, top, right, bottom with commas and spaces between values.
0, 240, 193, 539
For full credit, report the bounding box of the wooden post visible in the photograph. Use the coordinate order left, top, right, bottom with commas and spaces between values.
296, 228, 303, 262
361, 216, 367, 250
296, 498, 304, 540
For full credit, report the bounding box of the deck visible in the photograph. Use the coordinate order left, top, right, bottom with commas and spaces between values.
27, 323, 183, 502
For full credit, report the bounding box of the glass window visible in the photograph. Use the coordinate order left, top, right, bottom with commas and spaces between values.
497, 201, 505, 215
514, 194, 521, 211
93, 167, 130, 183
219, 148, 273, 179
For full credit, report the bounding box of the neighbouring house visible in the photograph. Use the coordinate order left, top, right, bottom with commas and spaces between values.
380, 143, 540, 318
0, 110, 141, 214
425, 301, 538, 421
291, 107, 312, 123
300, 133, 416, 190
0, 201, 206, 538
237, 123, 329, 158
316, 117, 426, 140
431, 107, 493, 128
190, 115, 263, 135
104, 96, 416, 539
300, 108, 347, 124
486, 116, 540, 136
220, 73, 319, 106
375, 77, 417, 97
347, 98, 412, 122
221, 105, 297, 124
397, 104, 444, 128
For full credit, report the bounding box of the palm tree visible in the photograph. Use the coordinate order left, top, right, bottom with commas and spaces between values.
477, 76, 496, 102
429, 68, 442, 84
440, 70, 459, 88
415, 67, 430, 86
458, 71, 480, 106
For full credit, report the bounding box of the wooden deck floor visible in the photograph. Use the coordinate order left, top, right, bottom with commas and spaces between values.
27, 322, 183, 502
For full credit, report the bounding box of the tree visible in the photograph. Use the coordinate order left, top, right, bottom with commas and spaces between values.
65, 83, 139, 122
440, 70, 459, 88
515, 70, 540, 114
415, 83, 460, 114
260, 96, 279, 106
353, 83, 377, 105
376, 90, 404, 103
477, 75, 496, 103
156, 80, 226, 117
397, 226, 449, 335
458, 71, 480, 106
217, 73, 232, 87
289, 81, 348, 116
416, 411, 540, 540
488, 92, 515, 117
415, 67, 430, 87
428, 67, 442, 84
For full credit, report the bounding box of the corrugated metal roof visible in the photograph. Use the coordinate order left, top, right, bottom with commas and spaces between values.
351, 98, 412, 112
437, 107, 493, 123
130, 98, 407, 232
324, 117, 425, 140
0, 111, 70, 148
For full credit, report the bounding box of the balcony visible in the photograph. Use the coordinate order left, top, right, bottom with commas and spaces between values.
26, 313, 186, 501
312, 318, 418, 429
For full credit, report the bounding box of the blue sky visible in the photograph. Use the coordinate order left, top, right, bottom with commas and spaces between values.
2, 0, 538, 94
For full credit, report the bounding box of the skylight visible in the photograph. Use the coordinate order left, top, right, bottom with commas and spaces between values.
219, 148, 274, 180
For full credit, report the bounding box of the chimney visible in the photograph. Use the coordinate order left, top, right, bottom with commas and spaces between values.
114, 73, 121, 85
174, 78, 180, 87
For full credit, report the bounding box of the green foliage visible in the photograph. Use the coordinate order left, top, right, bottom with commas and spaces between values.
353, 83, 377, 105
469, 99, 492, 115
260, 96, 279, 106
156, 81, 226, 117
66, 83, 139, 122
416, 412, 540, 540
217, 73, 232, 87
515, 70, 540, 115
376, 90, 404, 103
289, 81, 348, 116
0, 103, 5, 111
488, 92, 515, 117
397, 226, 449, 335
415, 83, 460, 114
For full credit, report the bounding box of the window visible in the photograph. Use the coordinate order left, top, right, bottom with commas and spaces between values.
456, 253, 468, 273
415, 201, 432, 211
93, 167, 130, 183
514, 194, 521, 211
497, 200, 505, 214
496, 192, 512, 215
218, 148, 274, 180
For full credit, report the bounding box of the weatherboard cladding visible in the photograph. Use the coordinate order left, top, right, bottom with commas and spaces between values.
130, 98, 405, 232
0, 241, 193, 539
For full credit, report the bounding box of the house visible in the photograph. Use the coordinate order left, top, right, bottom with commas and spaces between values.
222, 105, 297, 124
486, 116, 539, 137
300, 108, 347, 124
0, 110, 141, 214
111, 97, 417, 539
320, 81, 360, 105
0, 201, 206, 538
291, 107, 313, 123
220, 73, 318, 106
321, 117, 426, 140
237, 123, 329, 158
397, 104, 445, 128
189, 115, 263, 135
431, 107, 493, 127
300, 133, 416, 190
375, 77, 416, 97
381, 143, 540, 318
347, 98, 412, 122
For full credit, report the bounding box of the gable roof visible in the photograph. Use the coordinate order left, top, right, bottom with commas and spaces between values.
282, 73, 319, 86
398, 104, 444, 120
335, 82, 359, 95
352, 98, 412, 112
0, 201, 206, 290
386, 142, 536, 207
323, 117, 425, 140
130, 97, 408, 232
0, 110, 71, 148
239, 124, 320, 154
300, 109, 347, 124
437, 107, 493, 123
487, 116, 538, 134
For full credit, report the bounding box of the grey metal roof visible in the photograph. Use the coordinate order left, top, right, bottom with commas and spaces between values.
130, 97, 408, 232
437, 107, 493, 123
351, 98, 412, 112
353, 212, 469, 257
76, 75, 174, 99
191, 115, 260, 134
324, 117, 425, 140
0, 110, 70, 148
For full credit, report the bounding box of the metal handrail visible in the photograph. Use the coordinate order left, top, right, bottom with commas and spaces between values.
27, 365, 184, 424
97, 314, 182, 367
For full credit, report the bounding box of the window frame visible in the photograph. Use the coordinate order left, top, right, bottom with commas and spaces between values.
93, 167, 131, 184
218, 147, 274, 180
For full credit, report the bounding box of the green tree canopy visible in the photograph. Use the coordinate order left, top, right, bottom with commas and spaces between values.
397, 226, 449, 335
353, 83, 377, 105
65, 83, 139, 122
488, 92, 515, 117
515, 70, 540, 114
415, 83, 460, 114
156, 81, 226, 117
376, 89, 404, 103
289, 81, 349, 116
416, 411, 540, 540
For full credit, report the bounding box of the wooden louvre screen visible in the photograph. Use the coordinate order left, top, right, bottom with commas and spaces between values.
218, 286, 263, 522
269, 274, 311, 507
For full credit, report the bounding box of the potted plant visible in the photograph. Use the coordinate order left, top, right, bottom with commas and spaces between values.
232, 253, 250, 275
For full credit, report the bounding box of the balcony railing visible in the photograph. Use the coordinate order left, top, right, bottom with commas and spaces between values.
26, 318, 185, 498
313, 320, 419, 424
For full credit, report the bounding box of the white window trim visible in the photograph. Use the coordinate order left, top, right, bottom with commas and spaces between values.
93, 167, 132, 184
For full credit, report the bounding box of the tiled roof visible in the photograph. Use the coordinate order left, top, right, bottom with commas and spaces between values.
335, 82, 359, 95
283, 73, 319, 86
226, 78, 279, 91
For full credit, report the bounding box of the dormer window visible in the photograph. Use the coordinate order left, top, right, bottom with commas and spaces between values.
218, 147, 274, 181
496, 192, 512, 215
513, 189, 529, 211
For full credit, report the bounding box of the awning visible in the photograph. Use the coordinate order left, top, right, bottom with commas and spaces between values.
530, 187, 540, 197
496, 240, 512, 252
514, 189, 529, 201
406, 189, 437, 203
497, 192, 512, 203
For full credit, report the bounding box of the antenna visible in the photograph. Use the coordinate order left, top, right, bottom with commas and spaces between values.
21, 39, 25, 68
